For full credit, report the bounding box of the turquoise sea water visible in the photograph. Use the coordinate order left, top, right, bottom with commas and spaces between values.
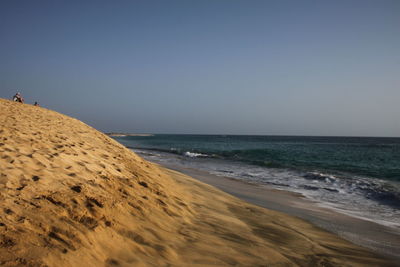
113, 134, 400, 227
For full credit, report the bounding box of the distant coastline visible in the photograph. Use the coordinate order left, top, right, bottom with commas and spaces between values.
105, 132, 154, 137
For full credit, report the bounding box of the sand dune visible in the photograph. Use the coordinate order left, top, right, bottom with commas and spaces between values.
0, 98, 394, 266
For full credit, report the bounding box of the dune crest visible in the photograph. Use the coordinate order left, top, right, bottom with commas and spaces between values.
0, 99, 393, 266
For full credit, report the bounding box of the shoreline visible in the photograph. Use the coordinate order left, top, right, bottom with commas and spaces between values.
122, 144, 400, 230
105, 133, 153, 137
153, 161, 400, 261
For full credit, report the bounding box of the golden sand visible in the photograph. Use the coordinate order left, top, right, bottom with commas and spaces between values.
0, 99, 393, 266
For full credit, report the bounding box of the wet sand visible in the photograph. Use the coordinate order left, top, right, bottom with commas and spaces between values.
155, 163, 400, 262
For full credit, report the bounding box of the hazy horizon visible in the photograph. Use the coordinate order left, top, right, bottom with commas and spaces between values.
105, 132, 400, 138
1, 0, 399, 137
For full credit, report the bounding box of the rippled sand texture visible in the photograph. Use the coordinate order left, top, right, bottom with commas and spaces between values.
0, 99, 394, 266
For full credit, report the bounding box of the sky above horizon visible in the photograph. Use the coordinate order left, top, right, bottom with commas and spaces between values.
1, 0, 399, 137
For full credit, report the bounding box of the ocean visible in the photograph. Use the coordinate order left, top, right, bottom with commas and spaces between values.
112, 134, 400, 229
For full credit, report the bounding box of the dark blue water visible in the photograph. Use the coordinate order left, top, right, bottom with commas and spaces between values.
113, 134, 400, 228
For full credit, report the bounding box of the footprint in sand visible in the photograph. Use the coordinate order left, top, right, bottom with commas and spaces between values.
138, 181, 148, 188
105, 258, 119, 266
0, 234, 16, 248
16, 184, 26, 191
70, 185, 82, 193
4, 208, 13, 215
85, 197, 103, 209
101, 154, 109, 159
79, 216, 98, 230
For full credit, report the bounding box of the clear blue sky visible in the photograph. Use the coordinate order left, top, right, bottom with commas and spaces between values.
1, 0, 399, 136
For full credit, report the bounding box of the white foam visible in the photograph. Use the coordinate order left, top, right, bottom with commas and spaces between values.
184, 151, 208, 158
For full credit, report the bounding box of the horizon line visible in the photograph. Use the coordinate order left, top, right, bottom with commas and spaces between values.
105, 132, 400, 139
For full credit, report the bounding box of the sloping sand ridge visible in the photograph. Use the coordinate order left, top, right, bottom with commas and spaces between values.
0, 99, 394, 266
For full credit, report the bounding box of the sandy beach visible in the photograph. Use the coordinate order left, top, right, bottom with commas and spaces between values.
0, 98, 396, 266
